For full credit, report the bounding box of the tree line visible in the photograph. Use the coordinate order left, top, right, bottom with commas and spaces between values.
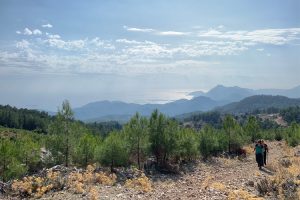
0, 104, 122, 138
0, 105, 53, 133
1, 100, 300, 182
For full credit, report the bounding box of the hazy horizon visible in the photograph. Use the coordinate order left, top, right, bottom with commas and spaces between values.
1, 0, 300, 110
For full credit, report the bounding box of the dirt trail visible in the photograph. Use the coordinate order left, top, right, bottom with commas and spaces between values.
35, 141, 290, 200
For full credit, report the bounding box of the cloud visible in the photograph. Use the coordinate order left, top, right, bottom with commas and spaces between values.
1, 35, 249, 76
124, 25, 189, 36
3, 26, 300, 76
123, 26, 154, 32
16, 40, 30, 49
16, 31, 21, 34
23, 28, 32, 35
33, 29, 42, 35
156, 31, 190, 36
90, 37, 115, 49
124, 25, 300, 45
197, 28, 300, 45
116, 38, 141, 44
46, 38, 85, 50
116, 38, 154, 45
21, 28, 42, 35
42, 24, 53, 28
48, 34, 61, 39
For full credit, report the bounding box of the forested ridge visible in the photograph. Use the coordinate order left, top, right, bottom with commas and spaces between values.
0, 105, 53, 133
0, 104, 122, 137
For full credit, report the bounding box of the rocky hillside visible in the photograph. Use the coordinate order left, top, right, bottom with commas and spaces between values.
1, 141, 299, 200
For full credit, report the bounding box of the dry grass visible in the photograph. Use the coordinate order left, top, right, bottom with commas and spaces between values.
10, 164, 117, 198
95, 172, 117, 186
228, 189, 264, 200
11, 176, 54, 198
244, 145, 254, 155
125, 173, 152, 192
88, 186, 99, 200
66, 164, 116, 194
218, 156, 240, 168
210, 182, 226, 192
201, 175, 214, 189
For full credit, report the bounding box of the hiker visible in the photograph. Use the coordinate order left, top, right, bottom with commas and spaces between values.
261, 140, 268, 166
254, 140, 264, 170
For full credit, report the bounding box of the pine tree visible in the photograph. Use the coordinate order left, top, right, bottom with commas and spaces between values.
223, 115, 236, 153
124, 113, 149, 169
244, 116, 260, 142
48, 100, 74, 167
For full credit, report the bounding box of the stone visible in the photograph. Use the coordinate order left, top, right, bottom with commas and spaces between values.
246, 180, 255, 187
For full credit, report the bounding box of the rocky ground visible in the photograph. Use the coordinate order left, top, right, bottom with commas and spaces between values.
1, 141, 299, 200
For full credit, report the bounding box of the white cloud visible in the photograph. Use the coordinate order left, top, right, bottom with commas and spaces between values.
123, 26, 154, 32
4, 26, 300, 76
156, 31, 190, 36
33, 29, 42, 35
90, 37, 105, 46
22, 28, 42, 35
124, 26, 189, 36
42, 24, 53, 28
0, 36, 252, 75
23, 28, 32, 35
48, 34, 61, 39
46, 38, 85, 50
197, 29, 223, 37
197, 28, 300, 45
90, 37, 115, 49
116, 38, 141, 44
116, 38, 154, 45
123, 25, 300, 45
16, 31, 21, 34
124, 42, 172, 58
16, 40, 30, 49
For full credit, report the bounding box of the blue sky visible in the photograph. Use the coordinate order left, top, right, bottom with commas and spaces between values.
0, 0, 300, 110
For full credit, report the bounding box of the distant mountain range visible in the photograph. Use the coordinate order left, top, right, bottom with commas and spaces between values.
73, 85, 300, 122
215, 95, 300, 114
74, 96, 222, 122
189, 85, 300, 102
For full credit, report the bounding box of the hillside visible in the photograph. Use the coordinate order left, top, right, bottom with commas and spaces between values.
3, 141, 299, 200
216, 95, 300, 114
1, 101, 300, 200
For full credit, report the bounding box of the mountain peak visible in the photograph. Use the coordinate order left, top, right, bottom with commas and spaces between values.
213, 84, 226, 89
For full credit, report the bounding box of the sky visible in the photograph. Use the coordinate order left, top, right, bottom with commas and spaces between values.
0, 0, 300, 111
